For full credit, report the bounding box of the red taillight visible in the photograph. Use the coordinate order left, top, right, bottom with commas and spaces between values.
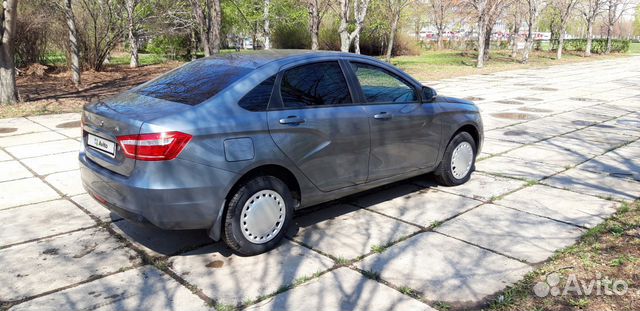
117, 131, 192, 161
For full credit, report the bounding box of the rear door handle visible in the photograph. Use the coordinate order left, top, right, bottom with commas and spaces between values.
373, 112, 392, 120
279, 116, 305, 125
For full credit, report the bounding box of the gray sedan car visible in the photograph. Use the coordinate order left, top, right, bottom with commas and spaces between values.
80, 50, 483, 255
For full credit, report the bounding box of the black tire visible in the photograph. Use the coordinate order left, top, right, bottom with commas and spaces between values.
434, 132, 477, 186
223, 176, 294, 255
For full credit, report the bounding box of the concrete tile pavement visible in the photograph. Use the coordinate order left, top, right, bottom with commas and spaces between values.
1, 57, 639, 310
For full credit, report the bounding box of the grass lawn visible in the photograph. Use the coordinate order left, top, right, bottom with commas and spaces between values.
629, 42, 640, 55
487, 200, 640, 311
392, 49, 631, 82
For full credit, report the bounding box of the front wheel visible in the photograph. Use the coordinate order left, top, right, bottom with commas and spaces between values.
223, 176, 294, 255
434, 132, 477, 186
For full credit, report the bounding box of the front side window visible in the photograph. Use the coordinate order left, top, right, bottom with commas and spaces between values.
280, 62, 352, 108
350, 62, 417, 103
238, 76, 276, 111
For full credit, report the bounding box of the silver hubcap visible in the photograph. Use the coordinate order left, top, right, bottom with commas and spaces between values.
451, 141, 474, 179
241, 190, 286, 244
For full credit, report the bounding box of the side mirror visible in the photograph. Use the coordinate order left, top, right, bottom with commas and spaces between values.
422, 86, 437, 103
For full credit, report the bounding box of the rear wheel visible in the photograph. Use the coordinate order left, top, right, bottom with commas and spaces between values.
223, 176, 294, 255
434, 132, 476, 186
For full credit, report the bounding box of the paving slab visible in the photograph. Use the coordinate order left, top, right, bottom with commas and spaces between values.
44, 170, 85, 196
0, 149, 11, 161
26, 113, 81, 130
111, 221, 212, 257
0, 228, 140, 301
20, 151, 79, 176
0, 178, 60, 209
501, 144, 591, 167
289, 204, 420, 259
8, 266, 212, 311
0, 131, 67, 148
538, 136, 614, 157
0, 199, 95, 247
170, 241, 334, 305
70, 193, 123, 222
5, 139, 80, 159
0, 160, 33, 182
476, 156, 565, 181
245, 267, 433, 311
479, 138, 523, 157
415, 172, 526, 201
0, 118, 49, 137
542, 168, 640, 201
357, 232, 531, 304
562, 128, 636, 145
496, 185, 617, 228
436, 204, 585, 263
352, 185, 482, 227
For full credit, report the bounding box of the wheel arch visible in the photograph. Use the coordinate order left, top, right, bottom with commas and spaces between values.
208, 164, 302, 241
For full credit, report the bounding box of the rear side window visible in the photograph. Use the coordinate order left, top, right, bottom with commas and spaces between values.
350, 62, 417, 103
135, 60, 252, 106
238, 76, 275, 111
280, 62, 352, 108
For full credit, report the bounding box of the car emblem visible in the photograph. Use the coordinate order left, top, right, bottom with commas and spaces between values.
99, 120, 104, 127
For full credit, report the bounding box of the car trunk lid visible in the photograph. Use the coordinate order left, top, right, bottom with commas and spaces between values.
81, 92, 192, 176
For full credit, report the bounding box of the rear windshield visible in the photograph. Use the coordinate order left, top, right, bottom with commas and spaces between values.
135, 60, 253, 106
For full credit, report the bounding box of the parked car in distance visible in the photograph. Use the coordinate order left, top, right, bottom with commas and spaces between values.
80, 50, 483, 255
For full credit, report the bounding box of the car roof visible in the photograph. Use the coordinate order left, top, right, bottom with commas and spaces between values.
195, 49, 380, 69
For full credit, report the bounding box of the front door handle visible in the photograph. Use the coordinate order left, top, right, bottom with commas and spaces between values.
279, 116, 305, 125
373, 112, 392, 120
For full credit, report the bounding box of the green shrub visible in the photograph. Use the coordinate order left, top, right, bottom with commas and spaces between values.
558, 39, 630, 54
272, 22, 311, 49
146, 34, 190, 59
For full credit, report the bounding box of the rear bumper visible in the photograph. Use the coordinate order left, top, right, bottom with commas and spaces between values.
79, 152, 238, 230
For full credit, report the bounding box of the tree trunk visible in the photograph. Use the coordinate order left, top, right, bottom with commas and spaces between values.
557, 25, 565, 59
190, 27, 198, 60
476, 15, 487, 68
436, 28, 443, 50
338, 0, 351, 52
309, 0, 320, 50
483, 24, 492, 62
355, 33, 361, 54
510, 23, 520, 58
605, 23, 612, 54
126, 0, 139, 68
385, 10, 400, 62
263, 0, 271, 49
0, 0, 19, 104
210, 0, 221, 54
585, 19, 593, 56
64, 0, 81, 86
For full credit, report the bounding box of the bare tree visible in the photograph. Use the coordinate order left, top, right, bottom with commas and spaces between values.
428, 0, 456, 49
125, 0, 140, 67
338, 0, 370, 53
263, 0, 270, 49
307, 0, 330, 50
385, 0, 413, 62
1, 0, 19, 104
62, 0, 81, 86
506, 0, 524, 58
551, 0, 579, 59
189, 0, 221, 56
467, 0, 507, 67
522, 0, 542, 63
604, 0, 630, 54
482, 0, 509, 62
578, 0, 606, 56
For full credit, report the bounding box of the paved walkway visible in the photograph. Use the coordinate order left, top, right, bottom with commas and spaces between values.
1, 57, 639, 310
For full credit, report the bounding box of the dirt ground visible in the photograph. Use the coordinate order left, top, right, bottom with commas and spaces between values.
3, 62, 181, 118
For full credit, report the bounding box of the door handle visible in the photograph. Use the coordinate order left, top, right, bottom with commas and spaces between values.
373, 112, 392, 120
279, 116, 305, 125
